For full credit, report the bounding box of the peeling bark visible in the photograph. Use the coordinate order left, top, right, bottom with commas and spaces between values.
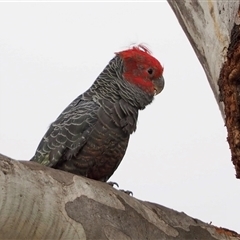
167, 0, 240, 177
0, 154, 239, 239
219, 17, 240, 178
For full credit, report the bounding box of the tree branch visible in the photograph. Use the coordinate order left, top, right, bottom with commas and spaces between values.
167, 0, 239, 118
167, 0, 240, 178
0, 154, 239, 239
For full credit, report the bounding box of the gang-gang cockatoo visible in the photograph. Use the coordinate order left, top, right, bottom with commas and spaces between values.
31, 45, 164, 182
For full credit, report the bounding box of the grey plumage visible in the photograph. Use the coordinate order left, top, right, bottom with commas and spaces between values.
31, 46, 164, 181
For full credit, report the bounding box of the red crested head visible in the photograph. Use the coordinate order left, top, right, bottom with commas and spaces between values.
116, 45, 164, 95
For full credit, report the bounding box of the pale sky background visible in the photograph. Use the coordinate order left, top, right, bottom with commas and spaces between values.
0, 1, 239, 233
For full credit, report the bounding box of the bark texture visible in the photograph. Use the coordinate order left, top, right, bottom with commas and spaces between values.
218, 11, 240, 178
0, 154, 239, 239
167, 0, 240, 177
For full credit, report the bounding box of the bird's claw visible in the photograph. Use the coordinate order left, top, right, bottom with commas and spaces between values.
120, 189, 133, 196
107, 181, 119, 188
107, 182, 133, 196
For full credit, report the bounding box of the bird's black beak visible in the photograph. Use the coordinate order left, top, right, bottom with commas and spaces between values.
153, 76, 164, 95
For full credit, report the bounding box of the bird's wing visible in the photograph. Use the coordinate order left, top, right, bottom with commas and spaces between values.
31, 99, 99, 167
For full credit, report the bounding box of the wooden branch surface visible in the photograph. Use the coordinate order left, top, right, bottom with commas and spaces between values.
0, 154, 239, 239
167, 0, 240, 178
167, 0, 240, 118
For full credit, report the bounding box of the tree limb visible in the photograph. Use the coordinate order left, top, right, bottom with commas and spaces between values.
0, 154, 239, 239
167, 0, 240, 177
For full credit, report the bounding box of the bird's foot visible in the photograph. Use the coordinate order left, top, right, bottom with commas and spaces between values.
107, 181, 133, 196
107, 181, 119, 188
119, 189, 133, 196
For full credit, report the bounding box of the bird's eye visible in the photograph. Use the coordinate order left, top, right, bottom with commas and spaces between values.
147, 68, 153, 75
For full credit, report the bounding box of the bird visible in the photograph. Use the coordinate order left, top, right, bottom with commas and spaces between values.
31, 45, 164, 182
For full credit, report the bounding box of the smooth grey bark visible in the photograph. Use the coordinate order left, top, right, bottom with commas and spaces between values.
167, 0, 240, 178
0, 154, 239, 239
167, 0, 240, 118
